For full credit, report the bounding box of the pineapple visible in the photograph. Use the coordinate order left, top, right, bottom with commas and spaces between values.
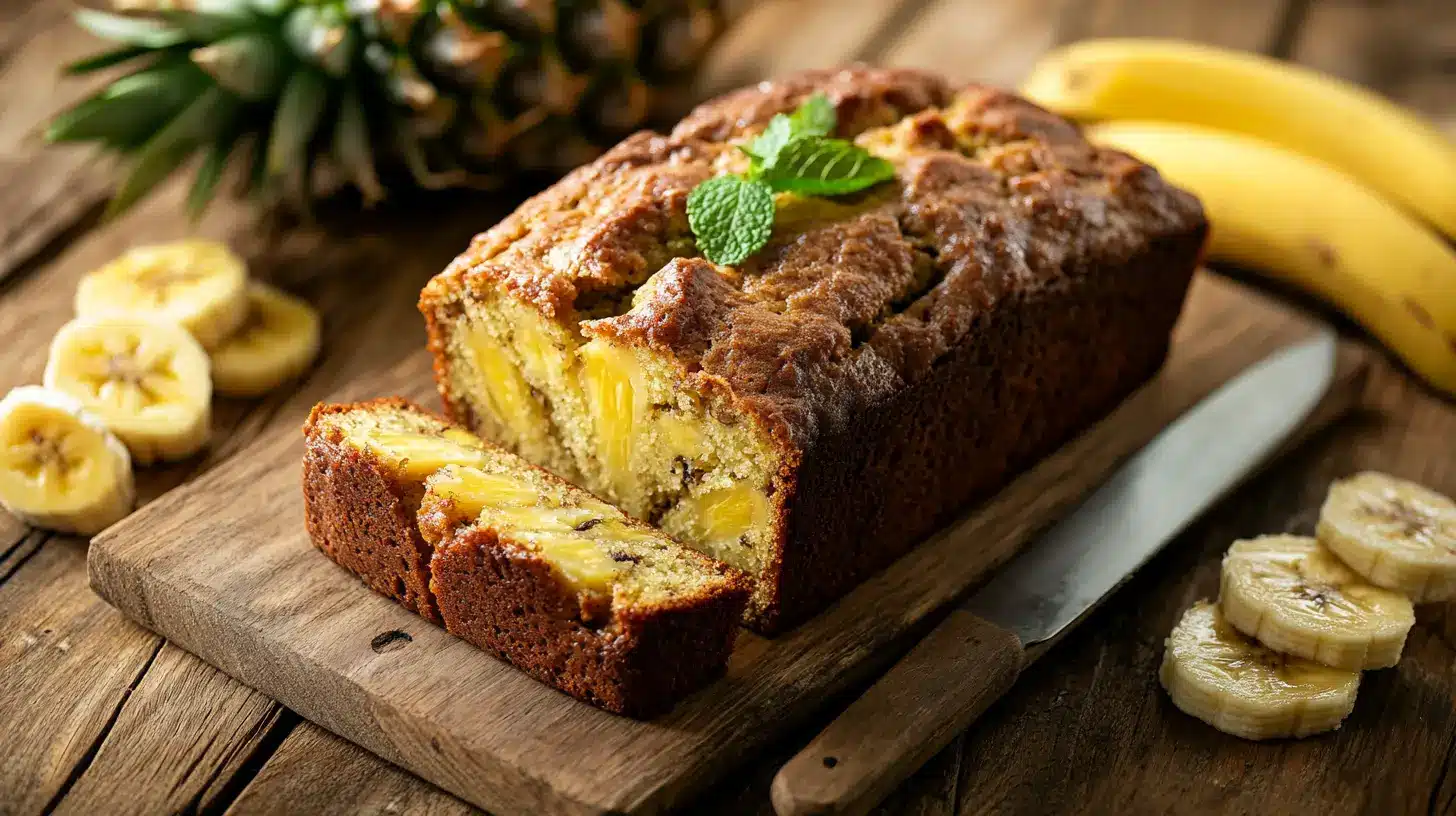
579, 338, 643, 502
48, 0, 733, 218
664, 482, 770, 553
358, 427, 489, 478
424, 463, 635, 594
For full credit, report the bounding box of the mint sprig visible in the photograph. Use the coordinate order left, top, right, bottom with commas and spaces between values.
686, 176, 775, 267
687, 93, 895, 266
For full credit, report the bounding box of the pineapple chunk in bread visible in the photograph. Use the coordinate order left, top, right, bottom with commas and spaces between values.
420, 462, 751, 715
303, 399, 750, 717
421, 67, 1208, 632
303, 398, 490, 621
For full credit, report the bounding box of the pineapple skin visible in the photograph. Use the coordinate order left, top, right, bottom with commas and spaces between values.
51, 0, 735, 215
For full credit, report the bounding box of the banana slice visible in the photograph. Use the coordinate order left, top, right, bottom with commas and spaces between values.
74, 240, 248, 350
43, 318, 212, 464
0, 386, 134, 535
1318, 471, 1456, 603
1221, 535, 1414, 670
209, 282, 322, 398
1161, 601, 1360, 741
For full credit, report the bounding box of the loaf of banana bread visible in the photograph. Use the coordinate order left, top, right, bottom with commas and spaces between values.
420, 67, 1208, 632
303, 399, 751, 716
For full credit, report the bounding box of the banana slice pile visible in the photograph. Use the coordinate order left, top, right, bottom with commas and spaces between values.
0, 240, 322, 535
1162, 472, 1454, 741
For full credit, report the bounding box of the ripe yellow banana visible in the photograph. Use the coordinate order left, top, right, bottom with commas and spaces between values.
210, 282, 323, 398
1086, 120, 1456, 398
1020, 38, 1456, 238
0, 386, 134, 535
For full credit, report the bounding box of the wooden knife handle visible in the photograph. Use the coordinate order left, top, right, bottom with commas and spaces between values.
771, 611, 1025, 816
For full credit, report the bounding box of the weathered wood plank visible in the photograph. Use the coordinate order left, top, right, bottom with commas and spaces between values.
699, 0, 925, 91
0, 9, 122, 286
13, 188, 503, 814
881, 0, 1064, 88
0, 537, 161, 814
939, 2, 1456, 813
50, 644, 290, 816
87, 272, 1331, 816
1055, 0, 1291, 50
1292, 0, 1456, 136
952, 359, 1456, 816
226, 726, 478, 816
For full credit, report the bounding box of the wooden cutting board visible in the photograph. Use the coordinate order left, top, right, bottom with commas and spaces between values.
87, 272, 1363, 816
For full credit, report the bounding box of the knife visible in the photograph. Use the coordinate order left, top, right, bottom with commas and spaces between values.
770, 328, 1342, 816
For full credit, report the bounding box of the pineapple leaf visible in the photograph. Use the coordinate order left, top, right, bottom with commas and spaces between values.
64, 45, 155, 75
157, 9, 255, 41
47, 62, 209, 150
187, 134, 241, 219
393, 118, 466, 191
107, 87, 236, 219
247, 0, 292, 17
75, 9, 188, 49
283, 5, 354, 78
266, 69, 329, 177
334, 84, 385, 205
191, 33, 289, 101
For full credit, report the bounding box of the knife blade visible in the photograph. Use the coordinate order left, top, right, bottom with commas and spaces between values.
771, 328, 1341, 816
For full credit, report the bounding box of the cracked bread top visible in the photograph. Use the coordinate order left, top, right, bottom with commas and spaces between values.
422, 67, 1207, 452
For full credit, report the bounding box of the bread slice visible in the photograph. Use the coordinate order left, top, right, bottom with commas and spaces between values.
303, 398, 486, 622
302, 398, 750, 717
419, 67, 1208, 632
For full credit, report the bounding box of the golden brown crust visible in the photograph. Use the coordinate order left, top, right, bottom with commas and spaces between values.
303, 398, 443, 622
420, 67, 1208, 632
421, 69, 1204, 451
302, 399, 751, 716
429, 524, 749, 717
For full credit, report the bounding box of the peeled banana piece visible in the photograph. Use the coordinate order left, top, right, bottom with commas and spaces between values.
74, 240, 248, 350
1220, 535, 1414, 670
1318, 472, 1456, 603
210, 282, 322, 398
44, 318, 212, 464
1087, 120, 1456, 399
1161, 601, 1360, 741
1020, 38, 1456, 238
0, 386, 134, 535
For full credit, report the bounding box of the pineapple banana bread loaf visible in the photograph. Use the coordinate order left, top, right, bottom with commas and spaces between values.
303, 399, 750, 716
420, 67, 1208, 633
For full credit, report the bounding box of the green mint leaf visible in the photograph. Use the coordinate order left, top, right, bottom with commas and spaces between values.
742, 93, 838, 171
790, 93, 836, 138
743, 114, 793, 169
687, 175, 776, 266
761, 136, 896, 196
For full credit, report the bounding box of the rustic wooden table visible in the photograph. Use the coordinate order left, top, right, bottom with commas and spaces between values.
1, 1, 1452, 814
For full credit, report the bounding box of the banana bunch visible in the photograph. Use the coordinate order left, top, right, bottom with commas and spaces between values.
0, 240, 322, 535
1161, 472, 1455, 741
1021, 39, 1456, 399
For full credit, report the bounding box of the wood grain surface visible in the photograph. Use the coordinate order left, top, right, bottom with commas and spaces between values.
87, 272, 1324, 815
0, 0, 1453, 814
770, 343, 1371, 816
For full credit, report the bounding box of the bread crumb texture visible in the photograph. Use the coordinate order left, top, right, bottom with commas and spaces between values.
304, 399, 751, 716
